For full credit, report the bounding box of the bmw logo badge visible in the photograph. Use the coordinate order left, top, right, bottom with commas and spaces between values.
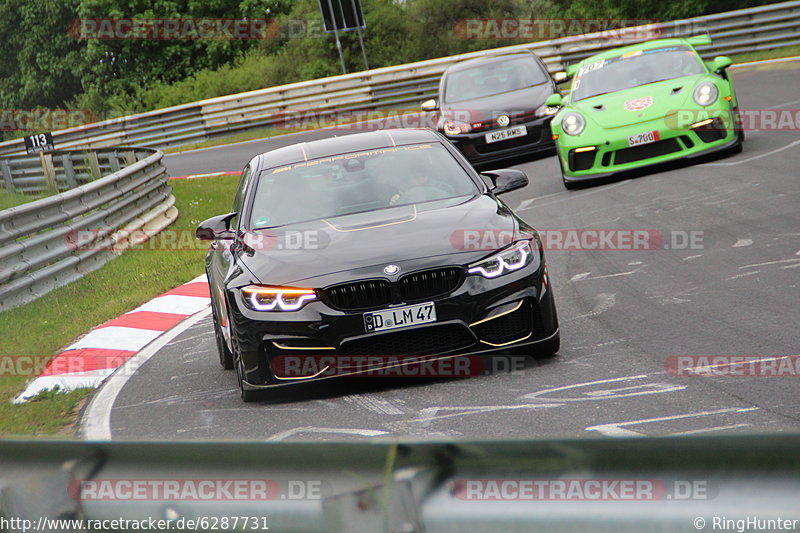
384, 264, 400, 275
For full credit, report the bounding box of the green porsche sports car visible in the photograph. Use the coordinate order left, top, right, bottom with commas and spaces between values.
546, 36, 744, 189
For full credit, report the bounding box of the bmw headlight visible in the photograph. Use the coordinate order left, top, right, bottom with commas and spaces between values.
693, 82, 718, 107
443, 120, 471, 136
468, 240, 539, 278
241, 285, 317, 311
561, 112, 585, 136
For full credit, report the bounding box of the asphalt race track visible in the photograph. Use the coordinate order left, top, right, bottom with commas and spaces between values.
93, 61, 800, 440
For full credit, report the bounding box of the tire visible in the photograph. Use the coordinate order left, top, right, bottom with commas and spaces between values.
211, 303, 234, 370
228, 324, 261, 402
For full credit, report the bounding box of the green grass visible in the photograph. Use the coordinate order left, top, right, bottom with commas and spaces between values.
0, 174, 239, 436
0, 190, 48, 211
729, 44, 800, 65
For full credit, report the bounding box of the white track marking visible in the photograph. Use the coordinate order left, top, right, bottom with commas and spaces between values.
586, 407, 760, 437
81, 308, 212, 440
738, 258, 800, 269
570, 272, 591, 281
732, 238, 753, 248
726, 271, 760, 281
670, 424, 752, 436
521, 375, 685, 402
265, 427, 389, 442
413, 403, 563, 427
703, 139, 800, 167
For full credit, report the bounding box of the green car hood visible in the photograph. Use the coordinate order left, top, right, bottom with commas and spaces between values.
571, 74, 707, 129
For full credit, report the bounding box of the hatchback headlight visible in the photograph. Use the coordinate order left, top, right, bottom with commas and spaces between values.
468, 240, 538, 278
443, 120, 471, 136
241, 285, 317, 311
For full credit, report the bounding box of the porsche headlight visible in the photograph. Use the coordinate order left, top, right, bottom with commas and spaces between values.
693, 82, 718, 107
561, 112, 586, 136
443, 120, 471, 136
241, 285, 317, 311
468, 240, 538, 279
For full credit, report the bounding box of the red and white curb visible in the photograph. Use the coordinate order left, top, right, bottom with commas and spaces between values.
13, 274, 211, 403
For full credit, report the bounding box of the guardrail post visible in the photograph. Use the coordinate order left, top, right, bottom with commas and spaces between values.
0, 159, 14, 192
61, 154, 77, 189
109, 151, 121, 173
86, 152, 101, 181
40, 153, 58, 195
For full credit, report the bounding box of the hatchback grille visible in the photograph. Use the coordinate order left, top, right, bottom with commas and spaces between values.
340, 323, 476, 356
399, 267, 463, 302
324, 279, 391, 310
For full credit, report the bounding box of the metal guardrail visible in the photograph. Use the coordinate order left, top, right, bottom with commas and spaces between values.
0, 436, 798, 532
0, 149, 176, 311
0, 1, 797, 156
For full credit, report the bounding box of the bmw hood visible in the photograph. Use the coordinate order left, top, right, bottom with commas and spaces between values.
237, 195, 524, 287
571, 75, 706, 129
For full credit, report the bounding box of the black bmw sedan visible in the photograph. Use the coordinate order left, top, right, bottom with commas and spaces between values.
197, 129, 559, 401
422, 50, 561, 167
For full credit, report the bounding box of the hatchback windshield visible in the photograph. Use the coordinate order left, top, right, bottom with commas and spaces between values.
250, 143, 478, 228
572, 45, 706, 101
444, 55, 549, 103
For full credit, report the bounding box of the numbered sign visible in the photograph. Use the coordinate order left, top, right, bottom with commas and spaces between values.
24, 132, 54, 154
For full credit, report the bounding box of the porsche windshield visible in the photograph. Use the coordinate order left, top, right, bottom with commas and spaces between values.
572, 46, 706, 101
250, 143, 478, 228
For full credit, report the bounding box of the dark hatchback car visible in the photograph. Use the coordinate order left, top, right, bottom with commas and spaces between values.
422, 50, 561, 167
197, 129, 559, 401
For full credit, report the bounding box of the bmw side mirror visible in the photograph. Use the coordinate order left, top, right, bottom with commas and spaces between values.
197, 213, 237, 241
481, 169, 529, 195
713, 56, 733, 72
545, 93, 563, 108
421, 99, 439, 111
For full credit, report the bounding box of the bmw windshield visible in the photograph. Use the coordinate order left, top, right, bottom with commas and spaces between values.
250, 143, 478, 229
